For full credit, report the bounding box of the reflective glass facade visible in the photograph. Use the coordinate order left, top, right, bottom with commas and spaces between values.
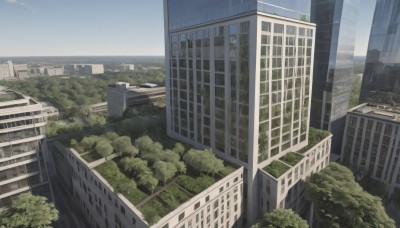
360, 0, 400, 106
310, 0, 359, 154
167, 0, 311, 31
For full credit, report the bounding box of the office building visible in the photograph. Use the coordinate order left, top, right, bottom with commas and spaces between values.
29, 67, 46, 76
0, 90, 52, 209
164, 0, 332, 225
51, 141, 244, 228
44, 67, 64, 76
84, 64, 104, 75
116, 64, 135, 72
0, 61, 15, 80
360, 0, 400, 106
341, 103, 400, 196
310, 0, 360, 154
107, 82, 165, 118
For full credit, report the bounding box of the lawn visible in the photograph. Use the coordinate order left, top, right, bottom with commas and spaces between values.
263, 160, 291, 178
280, 152, 304, 166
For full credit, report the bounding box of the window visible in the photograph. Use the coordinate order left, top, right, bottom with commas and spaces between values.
205, 196, 210, 202
194, 202, 200, 210
179, 212, 185, 221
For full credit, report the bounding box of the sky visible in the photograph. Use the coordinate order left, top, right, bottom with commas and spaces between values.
0, 0, 375, 57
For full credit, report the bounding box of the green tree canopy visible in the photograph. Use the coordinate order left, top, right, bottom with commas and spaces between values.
253, 209, 308, 228
0, 193, 59, 228
153, 161, 177, 185
95, 140, 113, 158
173, 142, 185, 157
112, 136, 138, 156
138, 172, 159, 194
305, 163, 395, 228
183, 149, 224, 175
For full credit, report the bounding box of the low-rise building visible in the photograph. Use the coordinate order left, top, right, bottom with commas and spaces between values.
0, 61, 15, 80
0, 90, 52, 209
116, 64, 135, 72
51, 141, 244, 228
341, 103, 400, 195
90, 102, 108, 113
29, 67, 46, 76
45, 67, 64, 76
41, 102, 59, 119
107, 82, 165, 118
84, 64, 104, 75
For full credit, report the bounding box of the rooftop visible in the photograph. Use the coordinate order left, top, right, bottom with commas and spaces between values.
351, 103, 400, 122
0, 90, 22, 102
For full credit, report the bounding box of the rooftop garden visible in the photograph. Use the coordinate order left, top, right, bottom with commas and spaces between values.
72, 133, 235, 225
263, 160, 291, 178
279, 152, 304, 166
298, 128, 330, 154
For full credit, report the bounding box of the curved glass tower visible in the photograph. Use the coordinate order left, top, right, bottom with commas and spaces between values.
360, 0, 400, 106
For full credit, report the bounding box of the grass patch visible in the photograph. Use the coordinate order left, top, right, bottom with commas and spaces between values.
125, 189, 148, 205
139, 198, 169, 225
280, 152, 304, 166
81, 151, 102, 163
176, 175, 216, 194
298, 128, 330, 154
220, 166, 236, 176
159, 185, 191, 210
263, 160, 290, 178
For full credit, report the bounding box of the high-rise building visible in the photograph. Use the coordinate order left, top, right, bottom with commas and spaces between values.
360, 0, 400, 106
341, 103, 400, 196
310, 0, 360, 154
0, 90, 52, 209
164, 0, 332, 225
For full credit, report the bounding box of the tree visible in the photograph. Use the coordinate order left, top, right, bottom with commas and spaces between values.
0, 193, 58, 228
120, 157, 149, 175
305, 163, 395, 228
252, 209, 308, 228
136, 136, 163, 163
153, 161, 177, 185
183, 149, 224, 175
80, 135, 101, 150
138, 172, 159, 194
95, 140, 113, 159
173, 142, 185, 157
102, 131, 119, 141
112, 136, 138, 156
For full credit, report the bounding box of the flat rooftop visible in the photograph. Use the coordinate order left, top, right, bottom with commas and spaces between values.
0, 90, 23, 102
352, 104, 400, 122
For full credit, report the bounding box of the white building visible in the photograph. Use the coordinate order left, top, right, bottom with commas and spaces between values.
0, 61, 15, 80
164, 0, 329, 225
0, 90, 52, 209
45, 67, 64, 76
341, 103, 400, 195
84, 64, 104, 75
116, 64, 135, 72
51, 141, 244, 228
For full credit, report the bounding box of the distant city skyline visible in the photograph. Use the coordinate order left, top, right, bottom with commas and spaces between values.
0, 0, 375, 57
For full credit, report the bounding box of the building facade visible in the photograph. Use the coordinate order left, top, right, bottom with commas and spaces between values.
0, 61, 15, 80
45, 67, 64, 76
107, 82, 166, 118
360, 0, 400, 106
52, 142, 244, 228
116, 64, 135, 72
341, 103, 400, 195
310, 0, 360, 154
164, 0, 332, 225
0, 90, 52, 209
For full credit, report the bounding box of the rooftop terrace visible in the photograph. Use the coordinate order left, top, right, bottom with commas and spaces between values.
352, 103, 400, 122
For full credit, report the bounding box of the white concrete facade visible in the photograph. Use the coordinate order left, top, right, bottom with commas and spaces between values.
341, 103, 400, 195
0, 91, 52, 209
53, 142, 244, 228
84, 64, 104, 75
164, 2, 316, 224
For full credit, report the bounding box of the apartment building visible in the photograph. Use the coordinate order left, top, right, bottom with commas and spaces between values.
164, 0, 331, 225
341, 103, 400, 195
0, 90, 52, 209
52, 141, 244, 228
45, 67, 64, 76
64, 64, 105, 75
116, 64, 135, 72
107, 82, 165, 118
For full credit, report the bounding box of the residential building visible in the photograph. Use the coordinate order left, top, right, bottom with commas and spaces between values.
44, 67, 64, 76
164, 0, 331, 225
84, 64, 104, 75
116, 64, 135, 72
51, 141, 244, 228
0, 90, 52, 209
90, 102, 108, 113
360, 0, 400, 106
29, 67, 46, 76
13, 64, 29, 79
341, 103, 400, 196
107, 82, 165, 118
310, 0, 360, 154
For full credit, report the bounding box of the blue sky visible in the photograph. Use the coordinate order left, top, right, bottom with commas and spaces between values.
0, 0, 375, 56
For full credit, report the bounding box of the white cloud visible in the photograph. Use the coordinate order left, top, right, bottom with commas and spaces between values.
4, 0, 34, 12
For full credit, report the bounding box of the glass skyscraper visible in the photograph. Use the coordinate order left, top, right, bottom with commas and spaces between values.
164, 0, 320, 225
360, 0, 400, 106
310, 0, 360, 154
